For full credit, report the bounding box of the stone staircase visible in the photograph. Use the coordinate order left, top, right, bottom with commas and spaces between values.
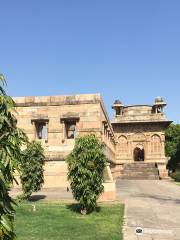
120, 162, 160, 180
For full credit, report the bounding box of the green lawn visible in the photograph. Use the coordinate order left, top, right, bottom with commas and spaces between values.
15, 202, 124, 240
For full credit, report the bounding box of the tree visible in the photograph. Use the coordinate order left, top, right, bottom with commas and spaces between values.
66, 135, 107, 214
20, 141, 45, 199
0, 74, 27, 239
165, 124, 180, 171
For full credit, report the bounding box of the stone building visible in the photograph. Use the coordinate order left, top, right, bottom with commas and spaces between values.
13, 94, 171, 189
13, 94, 116, 200
111, 97, 171, 179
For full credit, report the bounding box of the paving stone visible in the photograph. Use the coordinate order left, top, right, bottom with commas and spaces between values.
116, 180, 180, 240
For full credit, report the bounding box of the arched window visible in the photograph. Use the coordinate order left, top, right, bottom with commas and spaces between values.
117, 135, 128, 154
151, 135, 161, 153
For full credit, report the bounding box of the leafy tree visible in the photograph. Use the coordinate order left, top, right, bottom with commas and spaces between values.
171, 170, 180, 182
0, 74, 27, 239
165, 124, 180, 171
20, 141, 45, 199
66, 135, 107, 214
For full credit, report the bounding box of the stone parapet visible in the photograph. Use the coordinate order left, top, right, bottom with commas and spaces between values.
13, 94, 102, 107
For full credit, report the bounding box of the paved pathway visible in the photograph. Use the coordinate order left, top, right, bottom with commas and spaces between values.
11, 180, 180, 239
116, 180, 180, 240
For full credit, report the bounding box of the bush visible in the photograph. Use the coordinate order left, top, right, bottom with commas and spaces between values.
0, 74, 27, 240
66, 135, 107, 214
165, 124, 180, 171
171, 171, 180, 182
20, 141, 45, 199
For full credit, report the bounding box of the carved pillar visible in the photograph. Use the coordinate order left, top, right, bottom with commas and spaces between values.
146, 134, 151, 160
127, 135, 132, 160
161, 142, 165, 156
161, 134, 165, 156
144, 141, 147, 161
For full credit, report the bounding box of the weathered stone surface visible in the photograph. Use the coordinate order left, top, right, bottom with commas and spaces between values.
13, 94, 116, 194
13, 94, 171, 190
117, 180, 180, 240
111, 100, 171, 179
120, 163, 159, 180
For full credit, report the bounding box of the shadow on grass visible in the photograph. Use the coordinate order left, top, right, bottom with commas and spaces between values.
66, 203, 101, 214
28, 195, 46, 202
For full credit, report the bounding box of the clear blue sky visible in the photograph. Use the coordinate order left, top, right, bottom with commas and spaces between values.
0, 0, 179, 122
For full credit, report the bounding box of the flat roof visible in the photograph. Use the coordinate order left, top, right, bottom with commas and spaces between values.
13, 93, 101, 106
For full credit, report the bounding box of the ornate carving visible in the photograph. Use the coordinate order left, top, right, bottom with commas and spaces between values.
117, 135, 128, 154
113, 122, 167, 133
132, 132, 146, 142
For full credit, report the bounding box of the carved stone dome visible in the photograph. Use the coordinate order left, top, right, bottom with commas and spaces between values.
155, 96, 164, 103
114, 99, 122, 105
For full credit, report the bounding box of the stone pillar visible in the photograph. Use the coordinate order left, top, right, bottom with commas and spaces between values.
129, 141, 133, 162
145, 135, 150, 158
155, 106, 157, 114
45, 121, 49, 142
161, 141, 165, 155
144, 141, 148, 162
157, 163, 169, 179
105, 124, 108, 140
102, 122, 105, 142
161, 134, 165, 156
61, 120, 65, 142
32, 121, 36, 140
127, 135, 132, 161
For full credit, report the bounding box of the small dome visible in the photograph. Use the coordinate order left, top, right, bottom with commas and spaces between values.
155, 96, 164, 103
114, 99, 122, 105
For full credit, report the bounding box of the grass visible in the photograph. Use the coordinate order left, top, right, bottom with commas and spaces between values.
15, 202, 124, 240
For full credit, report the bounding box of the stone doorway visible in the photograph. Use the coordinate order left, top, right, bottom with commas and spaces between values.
134, 146, 144, 161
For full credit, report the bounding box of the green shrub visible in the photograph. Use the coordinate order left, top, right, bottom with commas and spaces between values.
0, 74, 27, 240
20, 141, 45, 199
165, 124, 180, 171
171, 171, 180, 182
66, 135, 107, 214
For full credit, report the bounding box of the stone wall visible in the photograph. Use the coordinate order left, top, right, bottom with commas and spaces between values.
111, 104, 171, 179
13, 95, 172, 193
13, 94, 116, 193
113, 122, 167, 163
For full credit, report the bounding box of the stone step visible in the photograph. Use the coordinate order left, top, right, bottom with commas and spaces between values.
121, 172, 159, 176
124, 163, 156, 168
119, 162, 159, 180
122, 168, 159, 171
121, 171, 158, 175
121, 168, 159, 172
123, 167, 157, 170
122, 167, 158, 171
121, 176, 159, 180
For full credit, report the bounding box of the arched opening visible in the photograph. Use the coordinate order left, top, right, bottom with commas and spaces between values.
134, 147, 144, 161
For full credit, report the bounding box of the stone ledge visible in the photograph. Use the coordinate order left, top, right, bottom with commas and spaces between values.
13, 94, 101, 107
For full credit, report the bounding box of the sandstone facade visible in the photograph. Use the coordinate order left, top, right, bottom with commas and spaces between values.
13, 94, 116, 199
13, 94, 171, 192
111, 97, 172, 179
